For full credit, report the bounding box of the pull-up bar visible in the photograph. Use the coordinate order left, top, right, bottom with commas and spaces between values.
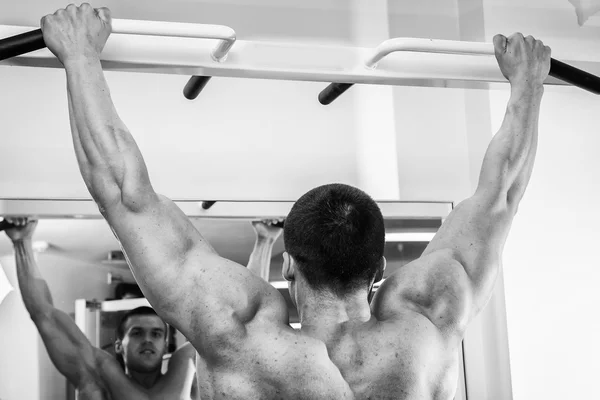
319, 38, 600, 105
1, 21, 599, 96
0, 19, 236, 98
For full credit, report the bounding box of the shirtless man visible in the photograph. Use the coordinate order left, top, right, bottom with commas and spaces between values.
5, 216, 281, 400
5, 217, 196, 400
42, 4, 550, 399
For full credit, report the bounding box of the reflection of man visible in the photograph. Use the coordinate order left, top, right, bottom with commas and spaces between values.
44, 4, 550, 399
5, 218, 196, 400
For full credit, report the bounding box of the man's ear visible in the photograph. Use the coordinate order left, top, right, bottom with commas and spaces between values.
115, 339, 123, 355
282, 252, 295, 281
374, 256, 386, 283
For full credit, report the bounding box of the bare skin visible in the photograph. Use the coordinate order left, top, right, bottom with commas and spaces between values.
42, 5, 550, 399
5, 217, 197, 400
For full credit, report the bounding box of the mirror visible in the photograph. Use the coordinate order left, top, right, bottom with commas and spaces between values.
0, 199, 461, 400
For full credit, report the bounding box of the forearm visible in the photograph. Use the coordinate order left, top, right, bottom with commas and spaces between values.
13, 240, 54, 320
247, 237, 275, 281
64, 56, 152, 207
477, 83, 544, 198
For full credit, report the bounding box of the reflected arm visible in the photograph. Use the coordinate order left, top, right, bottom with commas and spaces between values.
247, 237, 277, 281
13, 239, 105, 387
161, 342, 197, 397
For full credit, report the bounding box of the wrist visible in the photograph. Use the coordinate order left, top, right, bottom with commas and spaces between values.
509, 80, 545, 97
12, 238, 33, 246
63, 54, 101, 70
256, 236, 276, 244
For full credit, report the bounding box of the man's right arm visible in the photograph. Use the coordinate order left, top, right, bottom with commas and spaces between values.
7, 219, 108, 389
43, 6, 288, 356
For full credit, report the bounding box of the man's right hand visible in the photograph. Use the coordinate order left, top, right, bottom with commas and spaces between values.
4, 217, 38, 242
41, 4, 112, 65
493, 33, 551, 88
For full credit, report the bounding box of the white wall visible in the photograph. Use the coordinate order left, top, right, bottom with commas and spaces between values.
0, 67, 359, 200
482, 1, 600, 398
0, 251, 134, 400
494, 85, 600, 400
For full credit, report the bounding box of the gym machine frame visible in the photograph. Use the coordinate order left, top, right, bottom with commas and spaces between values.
0, 19, 599, 103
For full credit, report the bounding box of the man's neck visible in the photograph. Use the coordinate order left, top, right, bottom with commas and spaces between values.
299, 290, 372, 340
126, 367, 163, 389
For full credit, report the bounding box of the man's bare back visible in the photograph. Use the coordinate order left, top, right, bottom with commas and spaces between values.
191, 251, 465, 400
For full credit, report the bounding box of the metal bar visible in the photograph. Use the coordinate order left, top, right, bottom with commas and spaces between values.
365, 38, 600, 94
110, 19, 235, 62
365, 38, 494, 68
101, 297, 151, 312
0, 199, 452, 220
0, 19, 235, 62
319, 38, 600, 105
2, 24, 593, 90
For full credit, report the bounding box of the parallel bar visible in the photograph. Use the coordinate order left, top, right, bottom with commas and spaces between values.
2, 24, 594, 90
0, 19, 235, 62
364, 38, 495, 68
320, 38, 600, 105
0, 199, 452, 220
365, 38, 600, 94
110, 19, 235, 62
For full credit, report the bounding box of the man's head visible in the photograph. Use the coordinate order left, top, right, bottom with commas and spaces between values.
282, 183, 386, 302
114, 307, 168, 373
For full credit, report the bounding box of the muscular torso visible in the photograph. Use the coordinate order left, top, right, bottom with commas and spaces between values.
195, 310, 459, 400
194, 254, 466, 400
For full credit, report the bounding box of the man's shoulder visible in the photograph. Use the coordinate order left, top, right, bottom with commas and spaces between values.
372, 250, 472, 336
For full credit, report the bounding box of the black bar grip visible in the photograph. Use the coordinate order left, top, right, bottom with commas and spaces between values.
318, 83, 354, 105
549, 58, 600, 95
0, 220, 15, 232
201, 201, 216, 210
0, 29, 46, 62
183, 75, 212, 100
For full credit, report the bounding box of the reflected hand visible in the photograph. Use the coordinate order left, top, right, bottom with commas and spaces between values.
41, 4, 112, 65
4, 217, 38, 242
493, 33, 551, 87
252, 219, 284, 242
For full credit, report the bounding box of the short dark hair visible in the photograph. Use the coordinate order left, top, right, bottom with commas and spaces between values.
283, 183, 385, 296
116, 306, 167, 340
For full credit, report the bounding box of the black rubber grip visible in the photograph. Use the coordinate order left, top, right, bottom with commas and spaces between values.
318, 57, 600, 105
549, 58, 600, 95
0, 220, 15, 232
183, 75, 212, 100
201, 201, 216, 210
318, 83, 354, 105
0, 29, 45, 61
